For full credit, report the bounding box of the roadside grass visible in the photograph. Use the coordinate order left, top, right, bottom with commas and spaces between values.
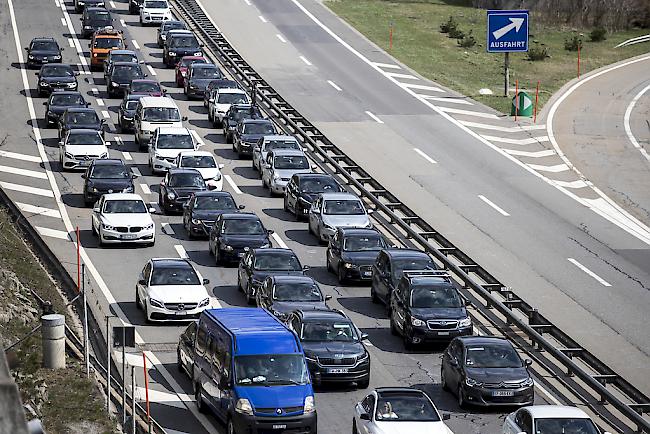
325, 0, 650, 114
0, 208, 115, 434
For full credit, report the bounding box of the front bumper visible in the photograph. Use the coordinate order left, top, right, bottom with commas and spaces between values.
91, 54, 108, 67
236, 142, 254, 156
269, 179, 289, 195
232, 409, 317, 434
188, 220, 215, 237
338, 264, 374, 281
152, 156, 177, 172
141, 14, 171, 24
62, 154, 106, 170
147, 299, 208, 321
39, 82, 77, 94
100, 227, 155, 244
461, 384, 534, 407
407, 324, 473, 343
308, 358, 370, 384
120, 116, 135, 130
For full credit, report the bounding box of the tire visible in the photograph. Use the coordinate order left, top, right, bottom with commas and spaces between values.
370, 286, 379, 304
143, 300, 152, 324
283, 196, 289, 212
237, 276, 243, 292
208, 242, 214, 256
457, 384, 467, 409
352, 419, 358, 434
337, 265, 346, 284
176, 350, 183, 372
91, 221, 97, 236
441, 368, 449, 391
98, 228, 105, 247
389, 314, 398, 336
403, 331, 414, 350
227, 418, 235, 434
326, 254, 332, 273
135, 288, 142, 310
195, 386, 206, 414
215, 248, 222, 266
357, 376, 370, 389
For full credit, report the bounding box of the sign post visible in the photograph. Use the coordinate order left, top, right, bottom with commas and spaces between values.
487, 10, 529, 97
113, 325, 136, 428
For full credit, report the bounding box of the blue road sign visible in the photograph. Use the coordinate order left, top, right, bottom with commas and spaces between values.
487, 10, 529, 53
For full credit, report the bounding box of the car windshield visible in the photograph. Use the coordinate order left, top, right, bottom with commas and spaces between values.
89, 12, 111, 24
300, 177, 340, 193
157, 133, 193, 149
181, 155, 216, 168
103, 200, 146, 213
535, 418, 600, 434
66, 112, 98, 125
274, 155, 309, 170
180, 57, 205, 67
343, 234, 384, 251
51, 94, 85, 106
235, 354, 309, 386
163, 22, 184, 32
465, 344, 522, 368
273, 282, 322, 302
223, 218, 265, 235
302, 320, 357, 342
31, 41, 58, 51
125, 100, 139, 110
67, 132, 102, 145
142, 107, 180, 122
111, 53, 137, 63
264, 139, 300, 152
169, 173, 204, 188
90, 165, 129, 179
243, 123, 274, 135
170, 36, 199, 48
132, 82, 160, 92
41, 65, 74, 77
192, 67, 222, 79
218, 93, 247, 104
324, 200, 364, 215
150, 266, 200, 286
194, 196, 236, 210
254, 254, 301, 271
233, 108, 260, 121
392, 258, 436, 282
144, 0, 167, 8
112, 64, 144, 80
94, 38, 122, 49
410, 285, 462, 309
375, 395, 440, 422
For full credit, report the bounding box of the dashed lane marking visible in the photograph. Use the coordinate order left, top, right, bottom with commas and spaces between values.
189, 129, 203, 146
131, 39, 140, 49
271, 232, 288, 248
174, 244, 188, 258
113, 351, 144, 367
276, 34, 286, 43
96, 98, 105, 106
146, 64, 157, 76
109, 0, 116, 7
114, 136, 124, 146
365, 111, 384, 124
91, 87, 99, 94
413, 148, 437, 164
120, 19, 126, 27
481, 135, 550, 145
438, 107, 499, 119
258, 15, 267, 23
568, 258, 612, 287
385, 72, 419, 80
0, 150, 42, 163
478, 195, 510, 216
161, 223, 175, 235
122, 151, 132, 160
36, 226, 70, 240
244, 0, 251, 4
140, 183, 152, 195
417, 95, 473, 106
327, 80, 342, 91
131, 167, 142, 177
373, 62, 401, 69
624, 83, 650, 161
60, 17, 66, 26
299, 56, 312, 66
503, 149, 556, 158
67, 38, 74, 48
0, 181, 54, 197
528, 163, 570, 173
134, 387, 188, 409
460, 120, 547, 132
224, 175, 242, 194
16, 202, 61, 218
101, 110, 110, 119
399, 83, 444, 93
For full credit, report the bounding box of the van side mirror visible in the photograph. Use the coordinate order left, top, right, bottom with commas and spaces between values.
93, 207, 100, 213
238, 205, 245, 210
182, 116, 188, 121
359, 413, 370, 421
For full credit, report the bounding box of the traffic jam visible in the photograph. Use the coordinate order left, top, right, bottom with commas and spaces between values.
24, 0, 611, 432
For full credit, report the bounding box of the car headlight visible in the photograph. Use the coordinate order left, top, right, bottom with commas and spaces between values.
67, 82, 76, 88
180, 70, 186, 76
357, 352, 369, 362
40, 81, 49, 87
111, 81, 119, 87
28, 55, 34, 59
191, 218, 202, 225
84, 25, 92, 29
465, 377, 482, 387
193, 52, 202, 56
189, 84, 198, 89
101, 223, 115, 230
197, 298, 210, 308
53, 55, 61, 60
459, 317, 472, 328
410, 317, 425, 327
91, 187, 99, 193
144, 223, 154, 230
303, 396, 315, 414
167, 192, 176, 200
522, 377, 534, 387
304, 355, 317, 363
122, 186, 134, 193
222, 244, 233, 252
93, 53, 98, 58
168, 51, 176, 56
149, 298, 165, 308
235, 398, 253, 415
272, 173, 281, 180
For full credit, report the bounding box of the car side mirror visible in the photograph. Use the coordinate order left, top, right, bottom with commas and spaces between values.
92, 207, 100, 212
218, 163, 225, 169
138, 279, 146, 285
207, 184, 216, 190
202, 278, 210, 285
360, 333, 368, 341
88, 43, 91, 48
325, 295, 332, 301
81, 174, 87, 179
302, 265, 310, 271
148, 207, 156, 214
86, 102, 91, 107
359, 413, 370, 421
367, 209, 374, 215
182, 116, 188, 121
162, 89, 167, 95
267, 229, 274, 235
238, 205, 245, 210
442, 413, 450, 421
144, 73, 148, 78
524, 359, 533, 367
42, 102, 47, 106
24, 47, 28, 51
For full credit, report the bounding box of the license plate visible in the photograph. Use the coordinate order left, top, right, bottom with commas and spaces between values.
493, 390, 514, 397
272, 425, 286, 430
437, 331, 449, 336
121, 234, 137, 239
238, 252, 245, 257
363, 271, 372, 277
175, 311, 187, 316
328, 368, 348, 374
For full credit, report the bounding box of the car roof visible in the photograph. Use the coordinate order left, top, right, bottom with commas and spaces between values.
339, 228, 381, 237
91, 158, 125, 166
270, 149, 305, 157
263, 135, 297, 142
112, 61, 141, 67
193, 190, 233, 198
191, 63, 217, 69
101, 193, 144, 201
384, 248, 430, 259
523, 406, 591, 419
124, 94, 145, 101
457, 335, 512, 346
31, 37, 56, 42
167, 29, 193, 36
151, 258, 194, 269
85, 6, 107, 11
253, 248, 296, 256
218, 87, 246, 94
168, 168, 202, 175
180, 55, 205, 60
65, 107, 96, 114
178, 150, 213, 158
49, 91, 82, 97
220, 212, 259, 220
156, 127, 190, 135
294, 173, 335, 181
131, 79, 158, 84
299, 309, 347, 321
109, 49, 136, 55
139, 96, 178, 108
242, 118, 272, 124
41, 63, 73, 69
319, 192, 359, 201
162, 20, 183, 25
269, 275, 314, 284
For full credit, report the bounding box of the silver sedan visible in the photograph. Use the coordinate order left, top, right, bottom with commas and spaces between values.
308, 192, 373, 244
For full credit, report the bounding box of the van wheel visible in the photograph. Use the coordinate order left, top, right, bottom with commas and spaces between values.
196, 385, 206, 413
227, 418, 235, 434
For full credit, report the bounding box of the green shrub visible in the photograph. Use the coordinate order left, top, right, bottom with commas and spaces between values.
564, 35, 583, 51
440, 16, 458, 33
590, 27, 607, 42
458, 30, 477, 48
528, 46, 549, 61
448, 26, 466, 40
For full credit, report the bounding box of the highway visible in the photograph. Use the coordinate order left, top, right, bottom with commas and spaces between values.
0, 0, 648, 433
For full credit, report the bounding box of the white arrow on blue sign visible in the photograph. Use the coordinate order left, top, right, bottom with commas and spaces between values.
487, 10, 529, 53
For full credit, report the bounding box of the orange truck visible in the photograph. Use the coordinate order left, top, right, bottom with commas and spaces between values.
89, 29, 126, 70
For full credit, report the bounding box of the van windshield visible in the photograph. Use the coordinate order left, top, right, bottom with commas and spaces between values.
143, 107, 180, 122
235, 354, 309, 386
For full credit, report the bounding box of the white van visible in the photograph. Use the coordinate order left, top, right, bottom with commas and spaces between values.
134, 96, 186, 149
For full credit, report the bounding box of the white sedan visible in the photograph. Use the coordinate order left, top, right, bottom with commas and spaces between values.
91, 193, 155, 246
135, 258, 212, 323
148, 127, 199, 174
353, 388, 454, 434
59, 129, 108, 171
174, 150, 224, 191
503, 405, 610, 434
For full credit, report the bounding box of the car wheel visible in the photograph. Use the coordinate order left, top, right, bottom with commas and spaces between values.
370, 286, 379, 304
326, 254, 332, 273
135, 288, 142, 310
144, 300, 152, 324
457, 384, 467, 409
91, 221, 97, 236
352, 419, 358, 434
441, 368, 449, 391
195, 385, 206, 413
283, 196, 289, 212
237, 275, 243, 292
389, 313, 398, 336
208, 242, 214, 256
98, 228, 106, 247
208, 109, 213, 123
215, 248, 222, 266
357, 376, 370, 389
308, 221, 314, 235
176, 349, 183, 372
227, 418, 235, 434
232, 141, 237, 152
337, 265, 346, 284
226, 133, 232, 144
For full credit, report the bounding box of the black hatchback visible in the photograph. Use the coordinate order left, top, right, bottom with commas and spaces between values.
182, 191, 244, 239
284, 173, 344, 219
105, 62, 146, 98
286, 309, 370, 388
327, 228, 388, 283
36, 64, 78, 96
158, 168, 207, 214
44, 91, 87, 127
441, 336, 534, 408
209, 214, 273, 265
59, 107, 104, 139
257, 275, 329, 320
25, 37, 63, 68
236, 248, 304, 303
82, 159, 136, 205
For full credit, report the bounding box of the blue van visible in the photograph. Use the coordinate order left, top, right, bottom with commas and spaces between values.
193, 308, 317, 433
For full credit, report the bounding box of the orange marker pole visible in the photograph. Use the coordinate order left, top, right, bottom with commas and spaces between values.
389, 25, 393, 50
534, 80, 540, 123
514, 79, 519, 121
577, 44, 581, 78
143, 353, 151, 433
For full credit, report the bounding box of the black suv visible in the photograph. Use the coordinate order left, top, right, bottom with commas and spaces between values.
117, 94, 144, 132
182, 191, 244, 239
105, 62, 146, 97
209, 214, 272, 265
284, 173, 344, 219
233, 119, 276, 157
158, 168, 207, 214
44, 91, 87, 127
36, 64, 78, 96
389, 270, 472, 348
286, 309, 370, 388
222, 104, 262, 143
236, 248, 304, 303
370, 249, 437, 309
157, 20, 186, 47
163, 32, 202, 67
25, 37, 62, 68
58, 107, 104, 139
257, 275, 329, 320
82, 159, 136, 205
327, 228, 387, 283
81, 7, 112, 38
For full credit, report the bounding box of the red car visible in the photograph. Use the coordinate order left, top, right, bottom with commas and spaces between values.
126, 79, 165, 97
175, 55, 207, 87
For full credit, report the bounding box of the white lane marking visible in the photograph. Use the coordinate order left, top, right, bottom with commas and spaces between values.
482, 135, 550, 145
114, 136, 124, 146
36, 226, 70, 240
122, 151, 132, 160
554, 179, 589, 189
60, 17, 66, 26
258, 15, 267, 23
413, 148, 437, 164
189, 129, 203, 146
120, 19, 126, 27
276, 34, 286, 43
365, 111, 384, 124
140, 183, 152, 195
146, 64, 157, 76
16, 202, 61, 218
131, 39, 140, 49
91, 87, 99, 94
299, 55, 312, 66
244, 0, 251, 4
438, 107, 499, 119
134, 387, 187, 409
96, 98, 105, 106
67, 38, 74, 48
460, 120, 547, 132
174, 244, 188, 258
503, 149, 556, 158
114, 351, 144, 367
418, 95, 473, 105
385, 72, 419, 80
400, 83, 444, 93
327, 80, 342, 91
54, 0, 59, 7
161, 222, 175, 235
0, 150, 42, 163
567, 258, 611, 287
373, 62, 400, 69
131, 167, 142, 177
224, 175, 242, 194
101, 110, 110, 119
623, 83, 650, 161
109, 0, 116, 7
0, 181, 53, 197
0, 166, 47, 179
271, 232, 288, 249
478, 195, 510, 216
528, 163, 569, 173
210, 297, 222, 309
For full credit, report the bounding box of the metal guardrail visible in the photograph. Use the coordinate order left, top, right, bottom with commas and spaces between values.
168, 1, 650, 432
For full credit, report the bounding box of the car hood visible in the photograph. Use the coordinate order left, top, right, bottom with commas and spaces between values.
250, 269, 304, 281
410, 307, 467, 321
188, 78, 215, 88
148, 285, 209, 304
341, 250, 381, 265
273, 169, 310, 179
372, 421, 452, 434
236, 384, 310, 412
41, 76, 75, 83
302, 341, 365, 358
87, 178, 133, 191
168, 186, 206, 197
465, 367, 530, 384
270, 301, 328, 315
155, 148, 188, 159
222, 234, 269, 248
132, 90, 164, 97
100, 212, 153, 227
322, 214, 371, 229
298, 192, 320, 204
64, 144, 107, 156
